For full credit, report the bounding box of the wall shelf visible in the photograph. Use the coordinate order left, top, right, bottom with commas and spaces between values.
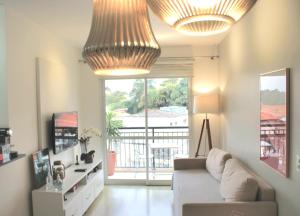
0, 154, 26, 168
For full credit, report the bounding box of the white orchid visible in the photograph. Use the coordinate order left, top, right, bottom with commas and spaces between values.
79, 128, 101, 144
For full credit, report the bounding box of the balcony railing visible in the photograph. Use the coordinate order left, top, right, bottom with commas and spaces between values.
107, 127, 189, 169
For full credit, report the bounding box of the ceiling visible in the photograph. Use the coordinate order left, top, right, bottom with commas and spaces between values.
3, 0, 228, 48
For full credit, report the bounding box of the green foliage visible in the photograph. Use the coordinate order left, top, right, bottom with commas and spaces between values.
107, 78, 189, 114
261, 89, 285, 105
106, 90, 127, 111
152, 79, 188, 108
126, 80, 145, 114
106, 111, 123, 137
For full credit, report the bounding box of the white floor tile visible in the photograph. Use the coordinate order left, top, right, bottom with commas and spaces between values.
85, 186, 174, 216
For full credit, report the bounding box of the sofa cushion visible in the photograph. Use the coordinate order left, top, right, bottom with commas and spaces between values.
220, 159, 258, 202
173, 169, 224, 216
206, 148, 232, 181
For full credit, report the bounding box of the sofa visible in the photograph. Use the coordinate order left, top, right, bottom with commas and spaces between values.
173, 148, 277, 216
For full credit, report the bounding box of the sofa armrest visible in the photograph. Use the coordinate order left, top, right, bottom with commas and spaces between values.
174, 158, 206, 170
182, 202, 277, 216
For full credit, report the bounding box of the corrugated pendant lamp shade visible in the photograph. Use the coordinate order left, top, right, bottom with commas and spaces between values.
83, 0, 161, 76
147, 0, 257, 36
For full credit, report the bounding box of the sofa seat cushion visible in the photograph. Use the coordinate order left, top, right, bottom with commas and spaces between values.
206, 148, 232, 181
173, 169, 224, 205
220, 159, 258, 202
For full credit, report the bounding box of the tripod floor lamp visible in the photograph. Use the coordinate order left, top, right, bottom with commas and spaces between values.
194, 92, 219, 158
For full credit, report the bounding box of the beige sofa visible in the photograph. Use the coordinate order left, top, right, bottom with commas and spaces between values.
173, 148, 277, 216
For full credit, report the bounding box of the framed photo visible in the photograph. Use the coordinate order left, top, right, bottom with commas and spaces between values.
32, 148, 51, 189
260, 68, 290, 177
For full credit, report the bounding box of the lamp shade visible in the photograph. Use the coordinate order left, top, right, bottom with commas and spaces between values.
193, 93, 219, 114
147, 0, 257, 36
83, 0, 161, 76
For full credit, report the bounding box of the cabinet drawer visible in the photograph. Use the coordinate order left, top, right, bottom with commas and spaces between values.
65, 207, 81, 216
93, 171, 104, 197
82, 185, 94, 212
64, 196, 81, 216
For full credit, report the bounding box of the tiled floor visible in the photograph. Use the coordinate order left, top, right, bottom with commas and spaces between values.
108, 172, 173, 180
85, 186, 174, 216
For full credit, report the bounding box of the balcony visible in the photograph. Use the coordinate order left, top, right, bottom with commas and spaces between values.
107, 126, 189, 180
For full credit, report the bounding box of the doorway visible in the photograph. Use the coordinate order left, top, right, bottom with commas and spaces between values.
105, 78, 190, 184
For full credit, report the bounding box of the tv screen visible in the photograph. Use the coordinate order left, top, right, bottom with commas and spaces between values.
32, 148, 51, 189
53, 112, 78, 154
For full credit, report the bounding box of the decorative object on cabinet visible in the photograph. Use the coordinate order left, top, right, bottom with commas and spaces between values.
32, 148, 51, 189
80, 150, 95, 164
78, 128, 101, 154
52, 160, 66, 180
260, 68, 290, 177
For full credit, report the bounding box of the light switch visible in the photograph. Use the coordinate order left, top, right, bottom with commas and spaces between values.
297, 154, 300, 172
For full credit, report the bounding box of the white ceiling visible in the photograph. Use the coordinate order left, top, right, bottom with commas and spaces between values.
3, 0, 227, 48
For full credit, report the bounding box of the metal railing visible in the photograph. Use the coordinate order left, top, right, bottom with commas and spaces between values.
107, 127, 189, 169
260, 121, 287, 159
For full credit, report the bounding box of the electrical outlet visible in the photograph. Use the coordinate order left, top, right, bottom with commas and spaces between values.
297, 155, 300, 172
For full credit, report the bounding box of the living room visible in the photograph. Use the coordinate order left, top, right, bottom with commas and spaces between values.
0, 0, 299, 216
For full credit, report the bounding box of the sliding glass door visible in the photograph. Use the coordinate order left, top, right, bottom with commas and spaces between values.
105, 78, 190, 184
105, 79, 147, 180
147, 78, 189, 182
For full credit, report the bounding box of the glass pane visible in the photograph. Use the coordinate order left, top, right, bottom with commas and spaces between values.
147, 78, 189, 181
105, 79, 146, 180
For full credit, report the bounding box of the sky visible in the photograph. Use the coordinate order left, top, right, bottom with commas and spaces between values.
261, 76, 286, 92
106, 79, 137, 93
105, 78, 179, 93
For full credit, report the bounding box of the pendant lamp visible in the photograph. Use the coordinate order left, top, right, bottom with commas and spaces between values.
147, 0, 257, 36
83, 0, 161, 76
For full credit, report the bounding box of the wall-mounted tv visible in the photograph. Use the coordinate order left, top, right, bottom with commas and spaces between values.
52, 112, 78, 154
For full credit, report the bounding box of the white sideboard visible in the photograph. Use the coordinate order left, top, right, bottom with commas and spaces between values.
32, 159, 104, 216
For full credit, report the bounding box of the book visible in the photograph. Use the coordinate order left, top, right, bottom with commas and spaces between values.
0, 144, 11, 163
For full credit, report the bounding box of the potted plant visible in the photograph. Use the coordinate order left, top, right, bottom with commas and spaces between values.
106, 111, 123, 176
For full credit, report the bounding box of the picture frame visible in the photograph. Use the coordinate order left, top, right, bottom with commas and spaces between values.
32, 148, 51, 189
260, 68, 290, 177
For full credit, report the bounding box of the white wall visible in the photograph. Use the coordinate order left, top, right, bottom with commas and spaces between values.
192, 46, 220, 156
219, 0, 300, 215
0, 8, 81, 216
0, 4, 8, 127
79, 63, 104, 162
36, 58, 80, 166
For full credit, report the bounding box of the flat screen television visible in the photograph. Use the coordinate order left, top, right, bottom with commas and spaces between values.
52, 111, 78, 154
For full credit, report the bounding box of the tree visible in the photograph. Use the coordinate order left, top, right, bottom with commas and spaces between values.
107, 78, 189, 114
153, 78, 188, 108
106, 91, 127, 111
174, 79, 188, 106
261, 89, 285, 105
126, 80, 145, 114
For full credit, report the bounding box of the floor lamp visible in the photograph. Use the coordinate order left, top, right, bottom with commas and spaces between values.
193, 93, 219, 158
